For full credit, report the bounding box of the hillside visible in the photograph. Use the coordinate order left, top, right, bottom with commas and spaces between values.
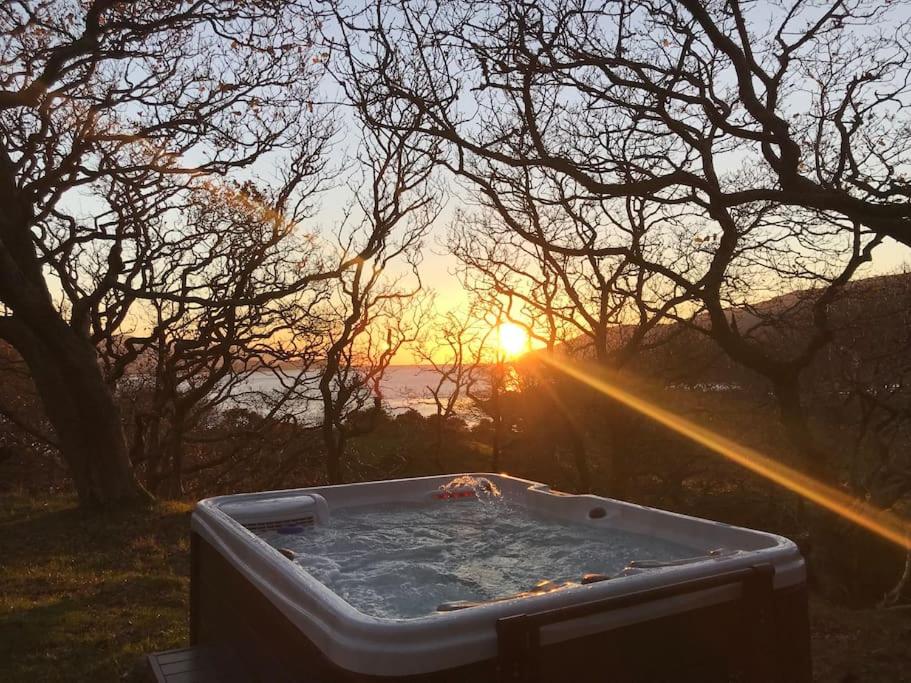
548, 272, 911, 391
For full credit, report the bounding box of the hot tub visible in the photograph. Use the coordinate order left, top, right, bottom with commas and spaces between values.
190, 474, 810, 682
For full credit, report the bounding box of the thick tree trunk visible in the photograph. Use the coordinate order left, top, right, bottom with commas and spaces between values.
5, 320, 150, 509
601, 400, 627, 500
0, 156, 148, 509
772, 376, 827, 478
568, 425, 592, 493
322, 421, 345, 484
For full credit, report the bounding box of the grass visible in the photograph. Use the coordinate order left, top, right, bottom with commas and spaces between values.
0, 494, 191, 682
0, 493, 909, 682
811, 597, 911, 682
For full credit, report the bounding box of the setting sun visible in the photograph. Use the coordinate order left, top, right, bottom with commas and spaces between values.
497, 322, 529, 358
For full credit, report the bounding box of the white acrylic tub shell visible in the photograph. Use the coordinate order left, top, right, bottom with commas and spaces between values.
191, 473, 806, 677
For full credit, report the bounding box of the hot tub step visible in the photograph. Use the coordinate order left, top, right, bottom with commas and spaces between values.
144, 646, 256, 683
145, 646, 329, 682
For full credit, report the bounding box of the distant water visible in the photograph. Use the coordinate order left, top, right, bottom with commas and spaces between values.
234, 365, 476, 420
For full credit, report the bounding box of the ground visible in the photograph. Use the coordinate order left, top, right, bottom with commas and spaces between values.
810, 598, 911, 682
0, 495, 190, 682
1, 494, 909, 682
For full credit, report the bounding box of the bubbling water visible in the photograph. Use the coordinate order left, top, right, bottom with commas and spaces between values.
258, 493, 701, 620
436, 475, 502, 501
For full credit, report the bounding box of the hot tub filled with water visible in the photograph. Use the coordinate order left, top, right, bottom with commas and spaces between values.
190, 473, 811, 681
256, 479, 701, 619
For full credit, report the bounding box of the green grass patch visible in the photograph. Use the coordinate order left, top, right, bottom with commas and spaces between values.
0, 495, 191, 682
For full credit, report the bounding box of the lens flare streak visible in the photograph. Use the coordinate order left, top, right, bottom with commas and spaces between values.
540, 354, 911, 550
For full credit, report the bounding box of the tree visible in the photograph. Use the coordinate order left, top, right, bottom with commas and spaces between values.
808, 273, 911, 603
0, 0, 326, 507
315, 129, 439, 484
335, 0, 911, 247
335, 0, 894, 479
450, 303, 524, 474
448, 183, 695, 493
414, 304, 489, 466
109, 176, 333, 496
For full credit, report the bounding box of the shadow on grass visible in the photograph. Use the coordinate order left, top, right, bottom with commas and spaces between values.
0, 495, 192, 682
1, 496, 191, 573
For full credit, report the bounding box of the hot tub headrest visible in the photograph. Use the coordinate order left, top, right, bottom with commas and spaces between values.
220, 494, 330, 532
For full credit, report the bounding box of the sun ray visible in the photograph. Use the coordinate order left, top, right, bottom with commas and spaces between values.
538, 354, 911, 550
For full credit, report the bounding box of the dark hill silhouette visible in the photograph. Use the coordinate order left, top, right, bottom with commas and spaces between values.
542, 272, 911, 392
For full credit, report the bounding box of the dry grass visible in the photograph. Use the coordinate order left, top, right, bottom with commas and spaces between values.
810, 596, 911, 682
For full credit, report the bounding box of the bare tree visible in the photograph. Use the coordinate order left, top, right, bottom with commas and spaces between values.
108, 175, 333, 496
335, 0, 896, 479
447, 301, 525, 474
414, 304, 489, 466
335, 0, 911, 246
806, 273, 911, 603
0, 0, 328, 507
315, 128, 439, 483
448, 182, 695, 492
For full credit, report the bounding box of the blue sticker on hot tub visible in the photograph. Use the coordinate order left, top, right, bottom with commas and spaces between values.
277, 525, 305, 534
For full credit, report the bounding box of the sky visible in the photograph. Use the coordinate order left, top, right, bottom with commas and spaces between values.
310, 0, 911, 355
41, 0, 911, 366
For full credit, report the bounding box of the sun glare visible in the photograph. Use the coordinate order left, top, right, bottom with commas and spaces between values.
539, 354, 911, 551
497, 322, 529, 358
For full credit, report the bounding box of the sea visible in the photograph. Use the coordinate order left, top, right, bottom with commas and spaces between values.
235, 365, 476, 420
